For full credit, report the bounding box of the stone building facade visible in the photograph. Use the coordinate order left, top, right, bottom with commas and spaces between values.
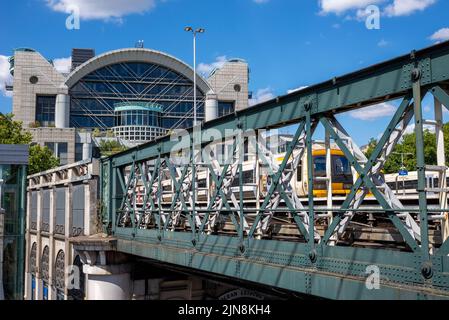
8, 47, 251, 164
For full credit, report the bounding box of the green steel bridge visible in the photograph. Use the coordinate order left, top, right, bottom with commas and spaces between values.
100, 41, 449, 300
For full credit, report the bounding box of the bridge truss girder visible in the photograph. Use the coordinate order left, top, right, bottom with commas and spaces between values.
102, 41, 449, 300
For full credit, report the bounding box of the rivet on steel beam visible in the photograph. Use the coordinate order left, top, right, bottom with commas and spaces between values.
309, 249, 317, 263
421, 262, 433, 279
412, 68, 421, 81
157, 235, 162, 242
239, 244, 246, 254
191, 239, 197, 247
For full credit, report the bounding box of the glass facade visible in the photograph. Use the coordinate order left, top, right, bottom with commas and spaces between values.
69, 62, 205, 130
113, 103, 167, 143
36, 95, 56, 127
115, 109, 161, 127
0, 164, 26, 300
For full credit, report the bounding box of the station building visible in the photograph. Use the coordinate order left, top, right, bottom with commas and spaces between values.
7, 47, 250, 164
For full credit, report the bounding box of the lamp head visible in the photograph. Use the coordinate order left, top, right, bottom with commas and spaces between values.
184, 26, 193, 32
196, 28, 205, 33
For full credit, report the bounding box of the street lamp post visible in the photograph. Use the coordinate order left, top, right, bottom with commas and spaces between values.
184, 27, 205, 127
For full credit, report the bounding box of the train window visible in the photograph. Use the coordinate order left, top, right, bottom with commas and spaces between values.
198, 179, 207, 188
297, 165, 302, 182
333, 156, 351, 175
313, 156, 326, 174
231, 169, 254, 187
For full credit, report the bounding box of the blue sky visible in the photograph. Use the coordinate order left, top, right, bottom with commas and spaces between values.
1, 0, 448, 145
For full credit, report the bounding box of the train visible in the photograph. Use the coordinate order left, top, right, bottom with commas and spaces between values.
132, 143, 355, 205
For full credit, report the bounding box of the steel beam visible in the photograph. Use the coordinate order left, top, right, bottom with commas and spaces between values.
116, 230, 449, 300
102, 41, 449, 300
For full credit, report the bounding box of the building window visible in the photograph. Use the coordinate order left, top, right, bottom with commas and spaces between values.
30, 76, 39, 84
218, 101, 235, 117
36, 95, 56, 127
45, 142, 69, 165
57, 143, 68, 165
75, 143, 84, 162
44, 142, 55, 153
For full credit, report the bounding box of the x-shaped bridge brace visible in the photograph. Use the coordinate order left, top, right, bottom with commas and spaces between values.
115, 85, 449, 256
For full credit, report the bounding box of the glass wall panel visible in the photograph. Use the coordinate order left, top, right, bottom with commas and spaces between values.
69, 61, 204, 129
0, 164, 26, 300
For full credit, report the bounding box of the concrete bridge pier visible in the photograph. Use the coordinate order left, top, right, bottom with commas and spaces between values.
72, 237, 132, 300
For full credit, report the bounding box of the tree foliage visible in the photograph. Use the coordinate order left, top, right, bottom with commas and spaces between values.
28, 144, 60, 175
0, 113, 60, 174
99, 140, 127, 157
364, 123, 449, 174
0, 113, 32, 144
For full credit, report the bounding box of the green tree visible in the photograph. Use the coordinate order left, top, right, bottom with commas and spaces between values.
99, 140, 127, 157
363, 138, 378, 159
92, 128, 102, 137
364, 127, 440, 174
28, 144, 60, 175
0, 113, 32, 144
0, 113, 60, 174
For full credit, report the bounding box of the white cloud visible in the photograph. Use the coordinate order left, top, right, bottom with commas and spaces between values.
319, 0, 436, 19
430, 28, 449, 43
0, 55, 13, 98
249, 87, 275, 106
384, 0, 436, 17
46, 0, 156, 21
350, 102, 396, 121
404, 123, 435, 135
287, 86, 309, 94
53, 57, 72, 74
197, 56, 227, 77
319, 0, 385, 15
